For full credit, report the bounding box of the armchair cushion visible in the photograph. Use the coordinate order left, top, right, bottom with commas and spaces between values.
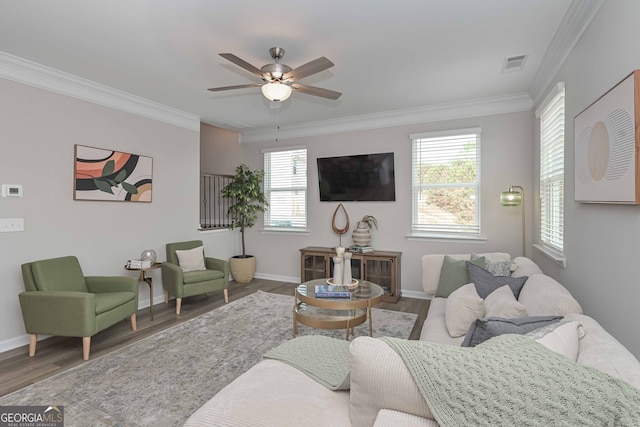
95, 292, 137, 315
183, 269, 225, 284
31, 256, 88, 293
175, 246, 206, 272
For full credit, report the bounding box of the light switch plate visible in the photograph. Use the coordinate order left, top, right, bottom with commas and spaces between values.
0, 218, 24, 232
2, 184, 23, 197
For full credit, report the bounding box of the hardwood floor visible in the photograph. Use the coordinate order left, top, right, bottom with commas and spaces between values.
0, 278, 429, 397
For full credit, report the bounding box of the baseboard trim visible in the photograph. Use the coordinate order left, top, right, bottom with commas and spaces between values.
400, 290, 429, 300
252, 272, 299, 284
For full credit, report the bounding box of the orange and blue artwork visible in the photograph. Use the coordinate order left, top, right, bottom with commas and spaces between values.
74, 145, 153, 202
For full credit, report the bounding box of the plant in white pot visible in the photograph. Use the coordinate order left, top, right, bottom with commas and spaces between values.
352, 215, 378, 247
222, 164, 268, 283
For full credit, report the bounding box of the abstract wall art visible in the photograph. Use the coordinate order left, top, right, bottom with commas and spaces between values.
74, 145, 153, 202
574, 70, 640, 204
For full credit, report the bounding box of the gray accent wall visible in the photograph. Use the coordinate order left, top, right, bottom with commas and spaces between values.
0, 77, 237, 351
533, 0, 640, 358
235, 111, 534, 299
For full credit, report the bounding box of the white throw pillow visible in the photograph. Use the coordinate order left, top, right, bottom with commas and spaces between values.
525, 320, 583, 362
445, 283, 485, 338
175, 246, 206, 272
483, 285, 528, 318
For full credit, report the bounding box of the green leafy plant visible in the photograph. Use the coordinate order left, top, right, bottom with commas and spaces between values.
222, 164, 268, 257
93, 160, 138, 195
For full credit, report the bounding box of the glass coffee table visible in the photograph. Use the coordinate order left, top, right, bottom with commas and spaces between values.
294, 279, 384, 340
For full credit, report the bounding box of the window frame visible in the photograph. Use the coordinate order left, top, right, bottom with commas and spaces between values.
536, 82, 565, 263
409, 127, 482, 240
262, 146, 308, 233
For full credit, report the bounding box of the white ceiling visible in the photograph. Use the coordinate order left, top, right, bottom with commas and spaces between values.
0, 0, 593, 139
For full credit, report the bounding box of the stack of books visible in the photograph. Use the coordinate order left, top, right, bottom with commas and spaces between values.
126, 259, 152, 269
314, 285, 352, 298
349, 245, 374, 253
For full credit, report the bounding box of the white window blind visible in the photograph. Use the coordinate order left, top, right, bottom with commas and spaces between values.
410, 128, 481, 235
538, 83, 565, 255
263, 147, 307, 229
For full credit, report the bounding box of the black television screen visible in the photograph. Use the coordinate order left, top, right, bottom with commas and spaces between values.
317, 152, 396, 201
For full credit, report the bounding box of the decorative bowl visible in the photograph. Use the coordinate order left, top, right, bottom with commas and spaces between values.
326, 278, 359, 290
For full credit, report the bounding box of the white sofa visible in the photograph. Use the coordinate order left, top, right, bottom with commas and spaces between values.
185, 253, 640, 427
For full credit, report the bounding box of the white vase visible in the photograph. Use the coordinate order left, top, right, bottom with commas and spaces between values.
332, 256, 343, 285
343, 252, 352, 284
352, 222, 372, 246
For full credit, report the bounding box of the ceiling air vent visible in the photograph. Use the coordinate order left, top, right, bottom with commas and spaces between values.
502, 54, 528, 72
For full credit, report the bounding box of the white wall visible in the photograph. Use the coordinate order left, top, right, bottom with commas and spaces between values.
231, 110, 534, 297
0, 77, 237, 352
533, 1, 640, 358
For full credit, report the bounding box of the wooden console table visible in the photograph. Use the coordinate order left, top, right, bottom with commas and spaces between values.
299, 246, 401, 303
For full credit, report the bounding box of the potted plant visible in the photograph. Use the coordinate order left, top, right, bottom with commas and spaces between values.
222, 164, 268, 283
352, 215, 378, 247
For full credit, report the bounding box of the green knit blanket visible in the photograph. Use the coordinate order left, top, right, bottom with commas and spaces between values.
264, 335, 351, 390
381, 335, 640, 427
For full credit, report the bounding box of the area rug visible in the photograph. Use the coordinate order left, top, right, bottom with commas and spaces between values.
0, 290, 417, 426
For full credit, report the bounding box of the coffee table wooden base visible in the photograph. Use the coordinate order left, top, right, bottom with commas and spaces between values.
293, 304, 367, 340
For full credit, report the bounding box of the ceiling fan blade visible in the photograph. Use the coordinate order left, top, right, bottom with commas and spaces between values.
284, 57, 334, 82
291, 83, 342, 100
207, 83, 263, 92
219, 53, 267, 79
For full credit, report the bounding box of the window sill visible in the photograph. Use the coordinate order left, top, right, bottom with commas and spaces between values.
533, 243, 566, 268
198, 227, 231, 234
260, 228, 310, 235
406, 233, 487, 244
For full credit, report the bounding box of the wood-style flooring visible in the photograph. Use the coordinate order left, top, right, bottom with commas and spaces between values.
0, 278, 429, 398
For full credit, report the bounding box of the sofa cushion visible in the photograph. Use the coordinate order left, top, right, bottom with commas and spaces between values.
565, 313, 640, 390
483, 285, 527, 318
175, 246, 206, 272
436, 255, 485, 298
525, 320, 582, 362
461, 315, 563, 347
350, 337, 435, 427
445, 283, 485, 337
486, 260, 513, 276
183, 269, 225, 284
374, 410, 438, 427
466, 261, 527, 299
422, 253, 511, 296
518, 274, 583, 316
184, 359, 350, 427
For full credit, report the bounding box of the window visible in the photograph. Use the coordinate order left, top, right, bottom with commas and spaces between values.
410, 128, 481, 236
263, 147, 307, 230
537, 83, 565, 256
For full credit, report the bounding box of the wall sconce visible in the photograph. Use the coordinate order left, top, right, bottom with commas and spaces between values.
500, 185, 525, 256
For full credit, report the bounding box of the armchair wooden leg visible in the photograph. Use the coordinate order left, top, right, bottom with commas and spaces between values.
130, 313, 137, 331
164, 291, 169, 304
28, 334, 37, 357
176, 298, 182, 315
82, 337, 91, 361
224, 288, 229, 303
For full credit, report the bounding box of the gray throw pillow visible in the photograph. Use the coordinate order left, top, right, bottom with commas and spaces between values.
436, 255, 486, 298
466, 261, 527, 299
485, 260, 513, 277
461, 315, 563, 347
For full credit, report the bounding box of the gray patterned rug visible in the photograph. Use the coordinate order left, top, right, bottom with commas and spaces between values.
0, 290, 417, 426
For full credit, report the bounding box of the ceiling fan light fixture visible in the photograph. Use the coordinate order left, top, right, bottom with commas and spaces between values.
261, 82, 292, 102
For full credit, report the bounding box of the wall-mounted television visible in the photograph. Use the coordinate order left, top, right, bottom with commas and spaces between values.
317, 152, 396, 202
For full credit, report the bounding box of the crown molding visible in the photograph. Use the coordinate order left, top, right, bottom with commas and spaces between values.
528, 0, 606, 105
0, 51, 200, 131
239, 92, 533, 143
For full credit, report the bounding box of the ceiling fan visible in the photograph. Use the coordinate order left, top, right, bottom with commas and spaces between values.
208, 47, 342, 102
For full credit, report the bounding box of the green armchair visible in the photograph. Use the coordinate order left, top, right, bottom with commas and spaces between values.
19, 256, 138, 361
162, 240, 229, 315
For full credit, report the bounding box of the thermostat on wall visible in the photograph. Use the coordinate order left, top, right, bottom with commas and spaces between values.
2, 184, 23, 197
